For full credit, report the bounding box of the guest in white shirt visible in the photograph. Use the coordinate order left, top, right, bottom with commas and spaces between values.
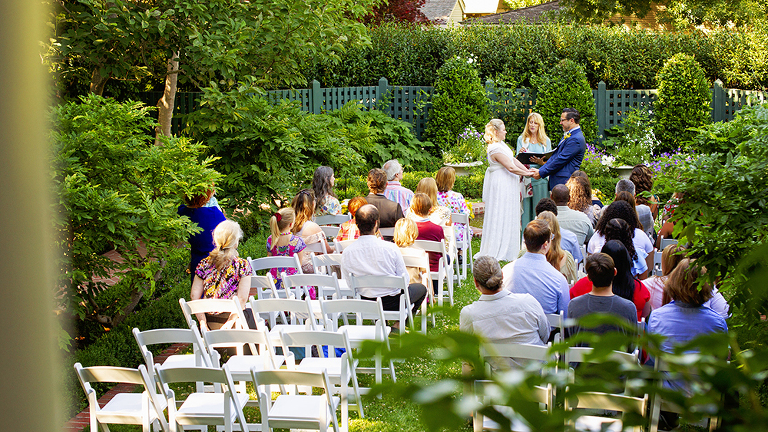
342, 205, 427, 327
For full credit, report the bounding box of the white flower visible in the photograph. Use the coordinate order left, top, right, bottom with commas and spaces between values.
601, 155, 616, 167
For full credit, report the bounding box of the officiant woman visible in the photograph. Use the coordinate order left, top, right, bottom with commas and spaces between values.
516, 112, 551, 229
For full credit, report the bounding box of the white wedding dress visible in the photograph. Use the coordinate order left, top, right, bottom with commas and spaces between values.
475, 141, 522, 262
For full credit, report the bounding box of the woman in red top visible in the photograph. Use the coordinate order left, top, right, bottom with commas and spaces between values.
570, 239, 650, 321
410, 193, 445, 293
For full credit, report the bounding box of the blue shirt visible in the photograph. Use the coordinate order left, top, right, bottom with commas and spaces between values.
648, 301, 728, 354
508, 252, 570, 316
560, 228, 583, 264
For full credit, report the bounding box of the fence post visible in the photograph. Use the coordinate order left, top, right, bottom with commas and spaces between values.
377, 77, 390, 114
596, 81, 607, 140
711, 79, 725, 122
311, 80, 322, 114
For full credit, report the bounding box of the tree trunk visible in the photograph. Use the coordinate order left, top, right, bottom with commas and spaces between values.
89, 68, 109, 95
155, 51, 180, 144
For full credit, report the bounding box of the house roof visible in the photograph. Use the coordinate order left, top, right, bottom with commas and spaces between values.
421, 0, 460, 24
463, 0, 500, 14
464, 0, 561, 24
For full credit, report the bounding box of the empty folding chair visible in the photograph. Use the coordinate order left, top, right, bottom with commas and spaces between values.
252, 369, 340, 432
248, 255, 303, 298
413, 239, 454, 307
280, 329, 365, 426
249, 297, 320, 347
249, 275, 287, 328
133, 323, 211, 394
348, 273, 414, 333
378, 226, 395, 239
156, 364, 250, 432
283, 272, 344, 322
320, 297, 397, 385
315, 214, 351, 226
74, 362, 169, 432
451, 212, 473, 282
312, 253, 355, 299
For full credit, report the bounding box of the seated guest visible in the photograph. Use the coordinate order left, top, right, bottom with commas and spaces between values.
312, 165, 341, 216
566, 175, 600, 226
552, 184, 594, 246
536, 198, 582, 264
644, 244, 686, 310
435, 166, 471, 252
408, 177, 454, 255
292, 189, 334, 257
178, 187, 226, 283
505, 219, 570, 316
572, 240, 651, 321
588, 200, 654, 277
656, 247, 730, 319
383, 159, 413, 215
409, 193, 446, 293
518, 211, 578, 285
365, 168, 403, 240
604, 217, 648, 277
267, 208, 310, 290
336, 196, 369, 242
629, 164, 659, 220
616, 179, 654, 241
570, 170, 603, 208
393, 218, 429, 287
461, 256, 550, 370
567, 253, 637, 339
191, 220, 256, 330
341, 205, 427, 328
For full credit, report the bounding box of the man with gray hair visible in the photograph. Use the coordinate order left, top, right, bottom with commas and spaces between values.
615, 179, 653, 241
383, 159, 413, 215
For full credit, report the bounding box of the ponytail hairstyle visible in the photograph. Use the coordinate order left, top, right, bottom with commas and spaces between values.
291, 189, 315, 234
209, 220, 243, 272
269, 208, 296, 249
473, 255, 504, 292
536, 211, 565, 270
483, 119, 505, 144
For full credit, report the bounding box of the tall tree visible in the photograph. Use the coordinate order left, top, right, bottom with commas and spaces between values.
46, 0, 382, 139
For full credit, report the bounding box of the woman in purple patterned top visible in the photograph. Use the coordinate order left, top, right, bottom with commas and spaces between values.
435, 167, 471, 244
191, 219, 254, 330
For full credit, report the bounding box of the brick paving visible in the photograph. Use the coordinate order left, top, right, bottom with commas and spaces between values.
63, 342, 189, 432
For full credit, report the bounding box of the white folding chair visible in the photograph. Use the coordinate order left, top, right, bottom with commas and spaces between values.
179, 297, 253, 333
320, 297, 397, 385
334, 238, 357, 253
133, 323, 211, 394
280, 329, 365, 427
649, 357, 721, 432
546, 311, 565, 343
653, 238, 679, 276
473, 342, 555, 432
249, 274, 287, 327
321, 225, 341, 239
156, 364, 250, 432
401, 253, 435, 333
312, 253, 355, 299
248, 255, 304, 298
315, 214, 351, 226
305, 236, 330, 255
249, 297, 320, 347
283, 272, 344, 322
348, 273, 414, 333
564, 347, 646, 432
413, 239, 454, 307
378, 226, 395, 238
74, 363, 169, 432
252, 369, 340, 432
451, 212, 473, 282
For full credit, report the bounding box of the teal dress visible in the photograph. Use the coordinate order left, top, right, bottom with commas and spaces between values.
516, 135, 552, 231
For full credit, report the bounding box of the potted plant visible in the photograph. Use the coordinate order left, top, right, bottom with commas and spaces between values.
602, 108, 660, 178
442, 125, 486, 176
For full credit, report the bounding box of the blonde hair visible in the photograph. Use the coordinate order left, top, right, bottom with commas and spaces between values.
536, 211, 565, 271
435, 167, 456, 192
411, 193, 433, 217
661, 244, 686, 276
209, 220, 243, 271
291, 189, 315, 234
483, 119, 505, 144
394, 218, 419, 247
269, 208, 295, 248
415, 177, 439, 210
663, 259, 713, 306
521, 112, 549, 146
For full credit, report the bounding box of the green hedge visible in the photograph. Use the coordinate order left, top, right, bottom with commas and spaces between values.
301, 22, 768, 90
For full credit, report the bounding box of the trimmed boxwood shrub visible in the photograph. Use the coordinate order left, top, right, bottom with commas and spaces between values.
654, 53, 711, 150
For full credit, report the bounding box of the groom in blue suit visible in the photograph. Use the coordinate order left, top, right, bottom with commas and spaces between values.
533, 107, 586, 190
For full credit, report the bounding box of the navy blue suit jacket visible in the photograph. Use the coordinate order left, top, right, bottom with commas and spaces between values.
538, 127, 586, 190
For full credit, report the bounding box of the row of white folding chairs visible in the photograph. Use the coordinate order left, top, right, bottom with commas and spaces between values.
75, 358, 342, 432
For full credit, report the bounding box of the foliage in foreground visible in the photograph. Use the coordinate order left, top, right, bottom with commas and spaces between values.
656, 103, 768, 335
51, 95, 219, 330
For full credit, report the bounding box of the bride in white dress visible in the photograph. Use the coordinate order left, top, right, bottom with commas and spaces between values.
475, 119, 535, 262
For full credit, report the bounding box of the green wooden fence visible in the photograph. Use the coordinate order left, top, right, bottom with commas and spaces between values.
135, 79, 767, 140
